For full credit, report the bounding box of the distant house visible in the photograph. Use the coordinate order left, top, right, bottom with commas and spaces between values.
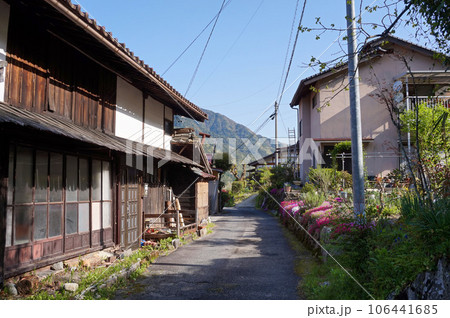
290, 36, 449, 182
0, 0, 211, 282
248, 143, 298, 170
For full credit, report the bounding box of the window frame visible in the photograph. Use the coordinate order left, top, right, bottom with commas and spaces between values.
6, 144, 113, 248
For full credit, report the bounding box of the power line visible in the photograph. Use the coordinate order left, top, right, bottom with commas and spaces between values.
277, 0, 301, 99
207, 81, 275, 108
278, 109, 289, 136
162, 0, 232, 76
274, 0, 306, 166
229, 114, 273, 157
184, 0, 227, 96
277, 0, 307, 106
190, 0, 265, 98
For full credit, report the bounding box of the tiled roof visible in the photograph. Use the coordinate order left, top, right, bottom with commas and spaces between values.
290, 35, 448, 106
47, 0, 207, 121
0, 101, 202, 167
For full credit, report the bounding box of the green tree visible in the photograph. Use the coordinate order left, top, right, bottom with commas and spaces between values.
330, 141, 352, 170
400, 103, 450, 198
213, 152, 232, 172
405, 0, 450, 63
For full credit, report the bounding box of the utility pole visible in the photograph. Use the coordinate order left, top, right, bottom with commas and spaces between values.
275, 101, 279, 166
346, 0, 365, 219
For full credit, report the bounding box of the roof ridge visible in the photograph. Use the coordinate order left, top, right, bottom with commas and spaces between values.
290, 35, 448, 106
52, 0, 207, 119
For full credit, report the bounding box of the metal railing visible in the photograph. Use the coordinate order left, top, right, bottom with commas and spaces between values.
408, 96, 450, 109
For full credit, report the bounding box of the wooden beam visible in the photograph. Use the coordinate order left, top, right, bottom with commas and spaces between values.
144, 213, 178, 218
177, 144, 188, 156
0, 134, 9, 286
176, 210, 180, 238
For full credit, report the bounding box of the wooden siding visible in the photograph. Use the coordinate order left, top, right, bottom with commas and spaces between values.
0, 135, 8, 284
5, 7, 116, 133
196, 182, 209, 224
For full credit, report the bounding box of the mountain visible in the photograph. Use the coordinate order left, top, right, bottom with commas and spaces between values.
175, 108, 275, 168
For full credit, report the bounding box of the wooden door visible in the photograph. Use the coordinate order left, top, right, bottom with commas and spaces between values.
120, 170, 141, 249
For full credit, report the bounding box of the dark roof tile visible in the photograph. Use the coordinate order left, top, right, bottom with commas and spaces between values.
48, 0, 207, 120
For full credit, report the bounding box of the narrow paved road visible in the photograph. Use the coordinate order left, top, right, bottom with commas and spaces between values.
115, 196, 300, 299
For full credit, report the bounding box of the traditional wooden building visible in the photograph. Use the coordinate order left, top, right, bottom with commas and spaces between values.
0, 0, 210, 283
169, 129, 215, 226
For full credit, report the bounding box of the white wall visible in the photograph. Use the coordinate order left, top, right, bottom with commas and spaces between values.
115, 77, 143, 142
116, 76, 174, 151
0, 0, 10, 102
144, 96, 164, 149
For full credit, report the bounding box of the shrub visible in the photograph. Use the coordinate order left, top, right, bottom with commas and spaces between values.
220, 190, 235, 208
400, 193, 421, 221
253, 166, 273, 188
412, 198, 450, 252
255, 190, 266, 208
231, 181, 245, 194
301, 191, 326, 209
301, 182, 316, 194
335, 170, 353, 190
270, 165, 294, 189
308, 168, 336, 194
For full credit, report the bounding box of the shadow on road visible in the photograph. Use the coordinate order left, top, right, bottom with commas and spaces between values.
116, 197, 300, 300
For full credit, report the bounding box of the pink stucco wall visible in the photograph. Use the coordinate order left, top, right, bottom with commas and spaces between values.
299, 43, 447, 179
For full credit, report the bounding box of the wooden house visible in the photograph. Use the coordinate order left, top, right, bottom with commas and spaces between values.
0, 0, 210, 283
169, 129, 215, 227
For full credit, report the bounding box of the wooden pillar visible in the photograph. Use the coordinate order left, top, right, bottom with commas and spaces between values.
195, 182, 199, 229
174, 198, 181, 237
176, 210, 180, 237
0, 135, 9, 286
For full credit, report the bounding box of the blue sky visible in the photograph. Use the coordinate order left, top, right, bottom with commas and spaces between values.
76, 0, 421, 142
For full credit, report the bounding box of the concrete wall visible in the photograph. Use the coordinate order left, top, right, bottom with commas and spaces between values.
208, 180, 219, 215
0, 0, 10, 103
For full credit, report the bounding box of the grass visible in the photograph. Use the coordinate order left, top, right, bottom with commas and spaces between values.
206, 222, 216, 234
24, 244, 164, 300
233, 191, 257, 205
279, 224, 322, 299
2, 224, 218, 300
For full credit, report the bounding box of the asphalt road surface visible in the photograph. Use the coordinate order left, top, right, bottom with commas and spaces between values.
115, 195, 300, 300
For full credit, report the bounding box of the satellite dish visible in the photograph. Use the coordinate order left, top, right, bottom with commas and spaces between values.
394, 92, 404, 103
393, 80, 403, 92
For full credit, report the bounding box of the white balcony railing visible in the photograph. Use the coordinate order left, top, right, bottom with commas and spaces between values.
407, 96, 450, 109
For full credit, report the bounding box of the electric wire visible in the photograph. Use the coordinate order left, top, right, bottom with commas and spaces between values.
190, 0, 265, 99
162, 0, 232, 76
184, 0, 227, 96
276, 0, 301, 99
277, 0, 307, 107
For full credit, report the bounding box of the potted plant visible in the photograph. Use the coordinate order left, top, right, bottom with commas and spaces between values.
284, 182, 292, 193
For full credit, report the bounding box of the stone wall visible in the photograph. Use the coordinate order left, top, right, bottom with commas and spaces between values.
392, 258, 450, 300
